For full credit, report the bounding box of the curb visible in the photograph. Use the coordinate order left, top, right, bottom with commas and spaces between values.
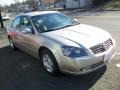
62, 9, 120, 15
0, 35, 7, 41
103, 9, 120, 11
75, 16, 120, 19
62, 10, 120, 19
0, 28, 7, 36
62, 9, 87, 15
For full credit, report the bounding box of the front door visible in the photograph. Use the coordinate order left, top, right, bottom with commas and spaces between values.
18, 16, 38, 57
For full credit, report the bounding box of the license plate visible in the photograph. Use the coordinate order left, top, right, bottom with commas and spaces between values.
104, 50, 113, 62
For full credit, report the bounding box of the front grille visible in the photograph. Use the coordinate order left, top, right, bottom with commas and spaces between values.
90, 39, 113, 54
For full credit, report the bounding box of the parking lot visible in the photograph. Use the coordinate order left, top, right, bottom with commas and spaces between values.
0, 12, 120, 90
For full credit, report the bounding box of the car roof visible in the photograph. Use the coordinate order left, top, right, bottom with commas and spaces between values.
18, 11, 60, 17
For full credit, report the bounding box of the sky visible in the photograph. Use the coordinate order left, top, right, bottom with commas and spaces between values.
0, 0, 23, 6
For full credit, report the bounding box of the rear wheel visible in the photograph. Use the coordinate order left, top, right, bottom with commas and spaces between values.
41, 49, 60, 75
8, 38, 17, 50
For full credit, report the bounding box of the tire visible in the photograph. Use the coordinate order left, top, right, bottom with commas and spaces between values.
41, 49, 60, 75
8, 37, 18, 50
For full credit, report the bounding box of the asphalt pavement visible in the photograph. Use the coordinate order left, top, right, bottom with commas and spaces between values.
0, 46, 107, 90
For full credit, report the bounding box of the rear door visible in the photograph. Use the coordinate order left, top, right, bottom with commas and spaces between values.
9, 16, 21, 47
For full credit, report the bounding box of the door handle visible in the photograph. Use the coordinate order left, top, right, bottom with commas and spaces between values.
17, 34, 22, 37
17, 35, 23, 39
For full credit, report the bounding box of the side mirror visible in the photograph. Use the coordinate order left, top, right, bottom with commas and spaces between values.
74, 18, 78, 22
22, 28, 32, 34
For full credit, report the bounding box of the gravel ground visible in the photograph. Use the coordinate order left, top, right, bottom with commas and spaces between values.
90, 54, 120, 90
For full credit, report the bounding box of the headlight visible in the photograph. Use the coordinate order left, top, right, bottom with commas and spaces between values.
61, 46, 88, 57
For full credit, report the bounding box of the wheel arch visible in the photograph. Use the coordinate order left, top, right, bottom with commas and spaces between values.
39, 46, 61, 75
39, 46, 60, 66
39, 46, 55, 59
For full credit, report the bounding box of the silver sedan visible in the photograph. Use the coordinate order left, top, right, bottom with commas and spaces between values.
7, 11, 115, 75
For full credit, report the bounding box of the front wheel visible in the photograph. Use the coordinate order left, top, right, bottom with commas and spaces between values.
41, 49, 60, 75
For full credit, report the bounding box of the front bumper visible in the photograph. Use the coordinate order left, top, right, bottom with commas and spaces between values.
54, 45, 115, 75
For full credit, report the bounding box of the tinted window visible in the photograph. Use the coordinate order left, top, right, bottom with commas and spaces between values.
12, 17, 21, 28
31, 13, 79, 32
21, 16, 31, 26
21, 16, 33, 30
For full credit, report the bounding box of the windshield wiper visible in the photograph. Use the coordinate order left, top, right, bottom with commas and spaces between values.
40, 24, 76, 33
62, 24, 74, 28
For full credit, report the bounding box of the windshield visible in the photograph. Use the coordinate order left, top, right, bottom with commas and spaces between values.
31, 13, 79, 32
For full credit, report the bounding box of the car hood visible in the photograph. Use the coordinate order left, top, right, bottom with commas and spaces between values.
44, 24, 111, 49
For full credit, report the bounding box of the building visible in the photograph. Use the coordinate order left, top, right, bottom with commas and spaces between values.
55, 0, 93, 9
37, 0, 93, 10
17, 5, 31, 12
42, 0, 55, 4
37, 0, 55, 10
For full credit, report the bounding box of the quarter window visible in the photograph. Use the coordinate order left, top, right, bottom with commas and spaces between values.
12, 17, 21, 28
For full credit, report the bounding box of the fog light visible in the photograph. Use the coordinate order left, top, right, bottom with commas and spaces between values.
80, 66, 91, 72
80, 68, 86, 72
